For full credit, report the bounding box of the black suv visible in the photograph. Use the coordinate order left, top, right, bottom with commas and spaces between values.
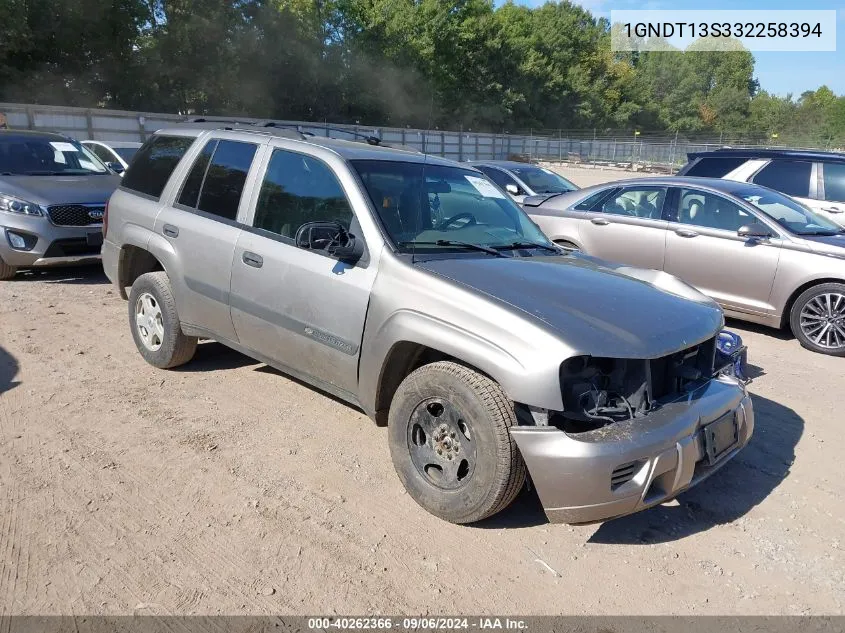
677, 148, 845, 227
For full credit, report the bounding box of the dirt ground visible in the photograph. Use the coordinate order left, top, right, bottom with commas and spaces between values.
1, 166, 844, 616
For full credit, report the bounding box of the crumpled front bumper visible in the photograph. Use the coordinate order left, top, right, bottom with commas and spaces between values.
510, 376, 754, 524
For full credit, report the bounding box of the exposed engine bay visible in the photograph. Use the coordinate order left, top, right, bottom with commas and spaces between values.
552, 335, 722, 433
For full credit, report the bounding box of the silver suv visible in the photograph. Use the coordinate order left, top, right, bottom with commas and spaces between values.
102, 121, 753, 525
0, 130, 121, 279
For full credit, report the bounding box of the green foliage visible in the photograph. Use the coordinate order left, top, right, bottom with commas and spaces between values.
0, 0, 842, 144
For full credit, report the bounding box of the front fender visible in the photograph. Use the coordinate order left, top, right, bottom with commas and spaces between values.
357, 308, 566, 417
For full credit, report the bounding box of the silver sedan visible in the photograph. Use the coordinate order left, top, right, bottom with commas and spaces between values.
524, 176, 845, 356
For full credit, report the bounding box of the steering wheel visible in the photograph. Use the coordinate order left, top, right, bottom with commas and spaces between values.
436, 212, 477, 231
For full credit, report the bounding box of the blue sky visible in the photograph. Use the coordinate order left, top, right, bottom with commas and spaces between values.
506, 0, 844, 97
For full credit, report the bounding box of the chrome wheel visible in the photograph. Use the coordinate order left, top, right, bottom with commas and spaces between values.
799, 292, 845, 350
135, 292, 165, 351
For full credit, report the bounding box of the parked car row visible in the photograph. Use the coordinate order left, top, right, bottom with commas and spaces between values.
0, 121, 838, 526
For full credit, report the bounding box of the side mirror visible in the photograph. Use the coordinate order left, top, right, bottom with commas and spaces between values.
295, 221, 364, 263
737, 223, 772, 239
505, 183, 520, 196
106, 162, 125, 174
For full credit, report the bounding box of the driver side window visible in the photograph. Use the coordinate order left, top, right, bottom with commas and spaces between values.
599, 187, 667, 219
253, 148, 353, 241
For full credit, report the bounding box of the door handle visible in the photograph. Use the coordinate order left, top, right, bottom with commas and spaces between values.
675, 228, 698, 238
822, 206, 844, 214
590, 218, 610, 226
242, 251, 263, 268
162, 224, 179, 238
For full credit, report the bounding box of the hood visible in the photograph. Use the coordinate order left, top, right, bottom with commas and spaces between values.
0, 175, 121, 207
416, 253, 724, 359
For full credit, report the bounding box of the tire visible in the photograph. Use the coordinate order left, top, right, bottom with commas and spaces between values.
388, 361, 526, 524
789, 282, 845, 356
0, 256, 17, 280
128, 271, 197, 368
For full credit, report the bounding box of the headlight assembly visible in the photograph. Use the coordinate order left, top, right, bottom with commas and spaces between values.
0, 194, 44, 216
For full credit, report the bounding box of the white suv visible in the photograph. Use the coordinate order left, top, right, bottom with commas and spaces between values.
677, 149, 845, 226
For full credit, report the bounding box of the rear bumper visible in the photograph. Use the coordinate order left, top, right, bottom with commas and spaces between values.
510, 376, 754, 524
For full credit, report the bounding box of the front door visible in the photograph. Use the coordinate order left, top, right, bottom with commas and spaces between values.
663, 187, 782, 317
577, 185, 669, 270
228, 146, 377, 398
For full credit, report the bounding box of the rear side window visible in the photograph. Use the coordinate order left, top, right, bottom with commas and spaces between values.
822, 162, 845, 202
177, 139, 257, 221
683, 156, 746, 178
752, 160, 812, 198
121, 135, 195, 199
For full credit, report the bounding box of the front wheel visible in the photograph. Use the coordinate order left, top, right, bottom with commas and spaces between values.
789, 282, 845, 356
388, 361, 525, 524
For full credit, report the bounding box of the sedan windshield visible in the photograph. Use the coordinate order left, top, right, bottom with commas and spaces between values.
732, 185, 842, 235
0, 136, 109, 175
351, 160, 555, 254
510, 165, 577, 194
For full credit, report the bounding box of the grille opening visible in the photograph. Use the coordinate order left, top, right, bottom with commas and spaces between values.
557, 338, 716, 434
48, 205, 105, 227
611, 461, 642, 489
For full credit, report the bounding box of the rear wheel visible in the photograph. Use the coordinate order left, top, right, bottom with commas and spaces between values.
789, 282, 845, 356
388, 361, 525, 524
128, 271, 197, 368
0, 256, 17, 280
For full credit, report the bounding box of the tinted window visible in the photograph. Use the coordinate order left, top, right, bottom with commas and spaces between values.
574, 188, 617, 211
675, 188, 753, 232
752, 160, 812, 197
253, 149, 353, 239
599, 187, 667, 219
510, 166, 576, 194
178, 140, 217, 208
195, 140, 257, 221
476, 166, 518, 190
823, 162, 845, 202
88, 144, 113, 162
122, 135, 195, 198
0, 135, 108, 175
684, 156, 746, 178
114, 146, 139, 162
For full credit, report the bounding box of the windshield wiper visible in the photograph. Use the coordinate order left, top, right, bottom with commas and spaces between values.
399, 240, 508, 257
801, 229, 845, 236
493, 241, 561, 253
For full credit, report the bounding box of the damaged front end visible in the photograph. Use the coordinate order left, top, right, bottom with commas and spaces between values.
510, 331, 754, 524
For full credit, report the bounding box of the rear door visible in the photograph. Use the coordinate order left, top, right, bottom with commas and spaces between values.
576, 184, 669, 270
228, 144, 379, 397
154, 136, 262, 342
817, 162, 845, 226
663, 186, 782, 317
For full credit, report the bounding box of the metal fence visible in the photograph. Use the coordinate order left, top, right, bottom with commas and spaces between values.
1, 101, 837, 169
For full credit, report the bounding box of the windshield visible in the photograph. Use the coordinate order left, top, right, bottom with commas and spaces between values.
352, 160, 554, 254
114, 146, 140, 162
510, 166, 576, 194
732, 185, 842, 235
0, 136, 109, 175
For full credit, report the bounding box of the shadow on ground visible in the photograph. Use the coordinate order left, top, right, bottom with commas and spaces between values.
0, 344, 20, 395
13, 264, 108, 285
588, 392, 801, 544
726, 317, 793, 342
173, 341, 261, 372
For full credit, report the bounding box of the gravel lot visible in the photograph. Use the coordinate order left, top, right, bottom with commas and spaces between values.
1, 166, 843, 616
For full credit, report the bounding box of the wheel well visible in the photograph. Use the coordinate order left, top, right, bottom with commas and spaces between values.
781, 278, 845, 327
373, 343, 452, 426
119, 245, 163, 299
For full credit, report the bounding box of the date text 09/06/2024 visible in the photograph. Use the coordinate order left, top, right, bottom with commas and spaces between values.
307, 617, 528, 630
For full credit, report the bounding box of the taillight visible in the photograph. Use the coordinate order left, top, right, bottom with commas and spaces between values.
103, 200, 109, 239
